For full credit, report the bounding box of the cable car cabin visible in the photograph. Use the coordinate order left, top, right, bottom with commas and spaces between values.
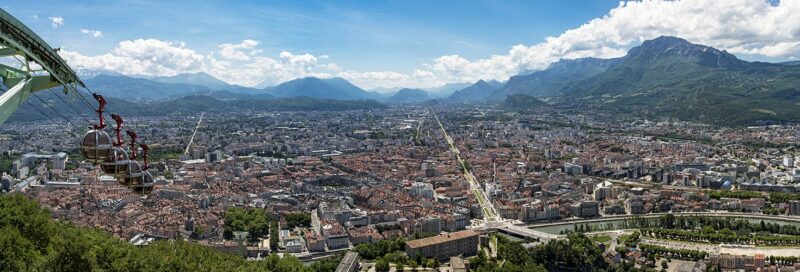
131, 143, 154, 194
102, 147, 130, 178
123, 160, 144, 186
80, 130, 113, 164
81, 94, 113, 164
101, 113, 129, 179
132, 171, 154, 194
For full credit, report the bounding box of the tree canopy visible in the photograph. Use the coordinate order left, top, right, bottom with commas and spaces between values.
224, 206, 269, 243
284, 212, 311, 228
0, 193, 337, 272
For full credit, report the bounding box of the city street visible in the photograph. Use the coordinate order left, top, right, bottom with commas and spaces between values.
433, 110, 500, 224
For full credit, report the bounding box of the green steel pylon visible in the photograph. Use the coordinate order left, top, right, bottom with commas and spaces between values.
0, 8, 86, 124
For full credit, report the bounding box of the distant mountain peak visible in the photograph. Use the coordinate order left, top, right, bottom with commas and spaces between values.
396, 88, 426, 93
627, 36, 743, 68
153, 72, 231, 90
270, 76, 378, 100
546, 57, 620, 72
426, 82, 472, 98
470, 80, 495, 89
387, 88, 432, 104
447, 79, 501, 103
322, 77, 349, 83
644, 35, 691, 46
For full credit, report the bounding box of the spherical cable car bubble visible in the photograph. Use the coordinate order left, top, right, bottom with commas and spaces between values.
124, 160, 143, 187
80, 93, 113, 164
81, 129, 113, 164
131, 143, 154, 194
102, 113, 130, 178
102, 146, 130, 178
133, 171, 154, 195
122, 130, 141, 186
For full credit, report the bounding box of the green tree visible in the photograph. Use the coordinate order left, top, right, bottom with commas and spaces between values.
224, 207, 269, 243
0, 193, 344, 272
375, 259, 390, 272
353, 238, 406, 260
284, 212, 312, 228
426, 258, 440, 269
270, 220, 280, 251
0, 225, 39, 271
308, 254, 342, 272
660, 214, 675, 229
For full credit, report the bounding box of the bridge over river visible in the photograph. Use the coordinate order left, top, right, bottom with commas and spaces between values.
492, 212, 800, 242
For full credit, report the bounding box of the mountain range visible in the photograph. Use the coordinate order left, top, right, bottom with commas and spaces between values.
426, 82, 472, 98
83, 73, 396, 102
152, 72, 232, 90
490, 57, 623, 99
66, 36, 800, 124
447, 80, 503, 103
267, 77, 380, 100
386, 88, 434, 104
7, 92, 386, 123
491, 36, 800, 124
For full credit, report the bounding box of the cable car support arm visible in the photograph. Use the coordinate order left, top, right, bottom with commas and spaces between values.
0, 8, 86, 125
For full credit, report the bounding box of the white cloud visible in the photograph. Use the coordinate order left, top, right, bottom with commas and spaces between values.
61, 39, 205, 77
48, 16, 63, 28
409, 0, 800, 87
218, 39, 259, 61
58, 0, 800, 90
80, 28, 103, 38
336, 71, 411, 89
216, 51, 335, 86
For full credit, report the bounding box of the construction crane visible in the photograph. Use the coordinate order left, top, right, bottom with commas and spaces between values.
184, 112, 204, 156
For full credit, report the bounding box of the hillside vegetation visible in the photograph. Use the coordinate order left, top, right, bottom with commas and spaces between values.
0, 193, 339, 272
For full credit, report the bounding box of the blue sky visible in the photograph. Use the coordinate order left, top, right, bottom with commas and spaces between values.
5, 0, 617, 71
2, 0, 798, 89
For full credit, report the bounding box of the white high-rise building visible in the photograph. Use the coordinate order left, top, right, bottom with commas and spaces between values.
410, 182, 434, 198
784, 155, 795, 168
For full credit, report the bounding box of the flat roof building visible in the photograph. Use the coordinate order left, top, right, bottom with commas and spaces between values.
450, 256, 467, 272
405, 230, 479, 261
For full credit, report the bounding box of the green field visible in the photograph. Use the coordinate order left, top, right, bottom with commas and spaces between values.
591, 235, 612, 244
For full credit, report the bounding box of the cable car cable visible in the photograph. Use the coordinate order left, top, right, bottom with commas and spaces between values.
10, 56, 95, 125
25, 100, 82, 141
43, 87, 94, 125
71, 84, 123, 130
74, 86, 119, 124
29, 92, 85, 134
0, 86, 81, 141
71, 86, 100, 114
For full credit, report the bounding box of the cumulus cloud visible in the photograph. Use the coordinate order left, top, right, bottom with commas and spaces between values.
48, 16, 63, 28
411, 0, 800, 86
80, 28, 103, 38
61, 39, 205, 77
218, 39, 259, 61
58, 0, 800, 89
207, 50, 336, 86
336, 71, 412, 89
